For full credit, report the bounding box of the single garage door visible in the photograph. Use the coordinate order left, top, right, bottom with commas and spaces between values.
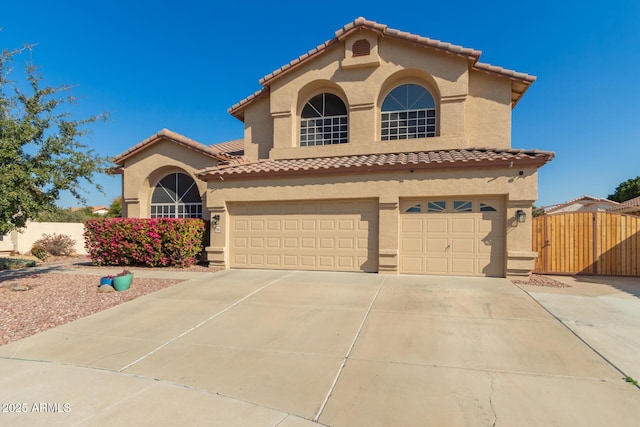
228, 199, 378, 272
399, 198, 504, 277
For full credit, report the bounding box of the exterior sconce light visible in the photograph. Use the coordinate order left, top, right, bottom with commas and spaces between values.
212, 214, 220, 227
516, 209, 526, 224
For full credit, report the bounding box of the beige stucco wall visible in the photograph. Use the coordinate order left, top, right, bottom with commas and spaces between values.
120, 139, 215, 219
204, 165, 538, 277
243, 96, 273, 160
466, 71, 512, 148
11, 222, 87, 255
240, 30, 513, 162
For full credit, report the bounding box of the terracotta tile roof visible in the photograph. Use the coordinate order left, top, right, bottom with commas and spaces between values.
197, 148, 554, 180
472, 62, 536, 83
113, 129, 235, 164
613, 195, 640, 212
229, 17, 535, 118
227, 88, 268, 118
621, 196, 640, 208
211, 139, 245, 157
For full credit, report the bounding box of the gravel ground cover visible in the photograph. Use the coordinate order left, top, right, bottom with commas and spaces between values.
0, 256, 213, 346
512, 274, 571, 288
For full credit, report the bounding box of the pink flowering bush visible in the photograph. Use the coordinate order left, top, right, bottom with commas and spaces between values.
84, 218, 205, 267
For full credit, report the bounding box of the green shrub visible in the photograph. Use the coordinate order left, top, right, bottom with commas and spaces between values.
33, 233, 76, 256
84, 218, 205, 267
31, 244, 50, 261
0, 258, 36, 270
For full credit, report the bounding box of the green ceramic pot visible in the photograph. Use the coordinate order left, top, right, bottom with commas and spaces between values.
112, 273, 133, 291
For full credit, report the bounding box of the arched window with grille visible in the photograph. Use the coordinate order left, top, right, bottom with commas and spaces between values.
381, 84, 436, 140
150, 173, 202, 218
300, 93, 348, 146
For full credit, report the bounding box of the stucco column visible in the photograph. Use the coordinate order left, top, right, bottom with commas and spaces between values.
378, 198, 399, 273
124, 198, 140, 218
206, 205, 227, 269
505, 201, 537, 279
439, 95, 465, 138
271, 112, 293, 153
349, 103, 376, 144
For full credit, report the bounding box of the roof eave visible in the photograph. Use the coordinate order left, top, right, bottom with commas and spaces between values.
197, 154, 552, 182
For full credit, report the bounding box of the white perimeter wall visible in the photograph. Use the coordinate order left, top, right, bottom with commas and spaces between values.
4, 222, 87, 255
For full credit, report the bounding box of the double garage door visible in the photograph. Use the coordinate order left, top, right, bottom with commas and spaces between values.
229, 200, 378, 272
228, 197, 504, 277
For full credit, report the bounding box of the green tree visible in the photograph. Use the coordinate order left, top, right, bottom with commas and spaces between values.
36, 206, 99, 222
608, 176, 640, 202
106, 197, 122, 218
0, 44, 108, 234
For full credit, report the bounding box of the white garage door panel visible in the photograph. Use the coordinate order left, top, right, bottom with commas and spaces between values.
399, 198, 505, 277
229, 200, 378, 272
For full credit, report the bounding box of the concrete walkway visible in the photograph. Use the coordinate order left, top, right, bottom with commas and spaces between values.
519, 275, 640, 382
1, 269, 639, 426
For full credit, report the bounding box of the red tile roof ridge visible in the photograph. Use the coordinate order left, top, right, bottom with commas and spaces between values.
113, 128, 233, 164
257, 17, 481, 88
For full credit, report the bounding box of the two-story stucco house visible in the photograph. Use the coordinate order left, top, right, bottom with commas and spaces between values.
113, 18, 554, 279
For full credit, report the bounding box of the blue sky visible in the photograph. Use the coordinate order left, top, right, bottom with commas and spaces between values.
2, 0, 639, 208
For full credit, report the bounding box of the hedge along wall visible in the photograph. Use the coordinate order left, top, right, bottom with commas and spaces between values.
84, 218, 205, 267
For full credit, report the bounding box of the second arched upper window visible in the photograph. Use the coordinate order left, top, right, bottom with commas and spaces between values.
381, 84, 436, 140
300, 93, 348, 146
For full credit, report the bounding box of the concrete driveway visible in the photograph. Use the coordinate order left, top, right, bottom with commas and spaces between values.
1, 269, 639, 426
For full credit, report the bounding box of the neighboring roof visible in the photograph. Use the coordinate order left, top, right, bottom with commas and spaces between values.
113, 129, 238, 165
543, 195, 621, 214
229, 17, 535, 119
620, 195, 640, 208
197, 148, 554, 180
211, 139, 245, 157
613, 195, 640, 213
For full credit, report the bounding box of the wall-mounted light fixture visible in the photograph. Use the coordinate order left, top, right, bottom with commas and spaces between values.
212, 214, 220, 227
516, 209, 526, 223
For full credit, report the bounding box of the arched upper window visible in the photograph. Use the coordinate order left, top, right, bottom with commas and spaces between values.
381, 84, 436, 140
151, 173, 202, 218
300, 93, 348, 146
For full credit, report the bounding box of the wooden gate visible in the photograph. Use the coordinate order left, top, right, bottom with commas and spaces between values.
533, 212, 640, 276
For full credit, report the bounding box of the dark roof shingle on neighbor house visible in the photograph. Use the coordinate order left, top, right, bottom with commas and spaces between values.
197, 148, 554, 180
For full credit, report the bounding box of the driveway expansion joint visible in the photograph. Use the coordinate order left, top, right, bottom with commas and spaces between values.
117, 271, 296, 372
313, 275, 387, 422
